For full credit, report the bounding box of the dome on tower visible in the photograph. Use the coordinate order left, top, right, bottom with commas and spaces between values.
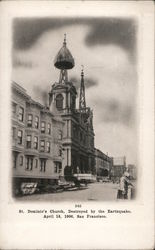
54, 35, 75, 70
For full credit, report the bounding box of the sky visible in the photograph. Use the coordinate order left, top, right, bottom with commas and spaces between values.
12, 17, 138, 165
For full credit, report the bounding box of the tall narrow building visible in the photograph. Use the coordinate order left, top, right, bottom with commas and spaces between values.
49, 36, 95, 176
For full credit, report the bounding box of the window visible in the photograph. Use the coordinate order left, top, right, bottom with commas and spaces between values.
35, 159, 38, 168
71, 96, 76, 109
12, 127, 16, 138
26, 135, 32, 148
54, 165, 57, 173
17, 130, 23, 145
73, 125, 78, 139
27, 114, 33, 127
58, 130, 62, 140
35, 116, 39, 129
40, 159, 46, 172
19, 155, 23, 166
47, 123, 51, 134
58, 147, 62, 157
40, 140, 45, 152
47, 141, 50, 153
34, 136, 38, 149
56, 94, 63, 110
19, 107, 24, 122
12, 102, 17, 114
41, 122, 45, 133
54, 162, 62, 173
25, 157, 33, 170
13, 153, 17, 168
58, 164, 62, 174
67, 120, 69, 137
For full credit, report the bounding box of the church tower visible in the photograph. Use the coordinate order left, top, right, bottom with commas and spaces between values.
49, 34, 77, 113
49, 35, 95, 177
49, 35, 78, 175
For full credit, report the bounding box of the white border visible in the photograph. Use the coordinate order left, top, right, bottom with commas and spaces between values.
0, 1, 154, 249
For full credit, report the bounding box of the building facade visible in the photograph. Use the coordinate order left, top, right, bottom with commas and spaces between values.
12, 37, 95, 194
12, 82, 64, 194
49, 37, 95, 175
110, 156, 126, 182
94, 148, 113, 180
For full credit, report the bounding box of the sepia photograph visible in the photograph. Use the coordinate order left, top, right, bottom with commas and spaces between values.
12, 17, 138, 201
0, 1, 154, 249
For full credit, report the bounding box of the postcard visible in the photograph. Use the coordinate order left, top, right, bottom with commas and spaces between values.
0, 1, 154, 249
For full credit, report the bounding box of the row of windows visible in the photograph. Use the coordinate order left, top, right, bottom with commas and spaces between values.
13, 155, 62, 174
13, 156, 46, 172
12, 104, 53, 134
12, 103, 63, 138
27, 115, 39, 129
26, 158, 46, 172
13, 127, 62, 145
28, 115, 51, 134
17, 132, 51, 152
14, 129, 62, 155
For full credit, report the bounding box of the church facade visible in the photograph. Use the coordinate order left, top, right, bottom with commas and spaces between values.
49, 36, 95, 175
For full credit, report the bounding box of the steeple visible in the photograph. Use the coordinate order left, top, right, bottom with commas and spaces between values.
79, 65, 86, 110
49, 35, 77, 112
54, 34, 75, 84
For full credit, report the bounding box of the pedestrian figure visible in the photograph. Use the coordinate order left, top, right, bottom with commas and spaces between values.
117, 172, 133, 199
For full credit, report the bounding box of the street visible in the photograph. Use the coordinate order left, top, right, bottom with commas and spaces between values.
16, 182, 119, 201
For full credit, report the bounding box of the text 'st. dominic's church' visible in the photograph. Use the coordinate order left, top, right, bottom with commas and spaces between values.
49, 35, 95, 176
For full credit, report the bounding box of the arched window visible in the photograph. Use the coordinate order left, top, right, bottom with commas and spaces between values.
56, 94, 63, 110
71, 96, 76, 109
